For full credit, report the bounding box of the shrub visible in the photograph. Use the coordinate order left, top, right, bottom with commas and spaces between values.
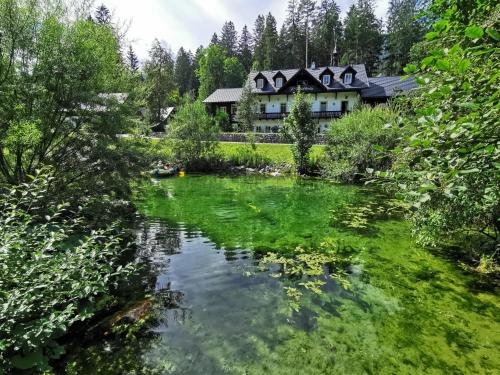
167, 99, 219, 169
384, 0, 499, 250
322, 105, 402, 182
214, 109, 232, 131
282, 89, 316, 174
0, 174, 134, 373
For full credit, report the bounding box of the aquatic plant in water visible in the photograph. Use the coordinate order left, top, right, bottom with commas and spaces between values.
260, 240, 353, 311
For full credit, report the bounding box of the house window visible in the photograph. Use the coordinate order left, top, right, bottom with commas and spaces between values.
256, 126, 262, 132
280, 103, 287, 113
320, 102, 327, 112
219, 106, 227, 113
231, 104, 237, 115
276, 77, 283, 88
257, 78, 264, 89
265, 126, 271, 133
260, 103, 266, 113
322, 75, 331, 85
344, 73, 353, 85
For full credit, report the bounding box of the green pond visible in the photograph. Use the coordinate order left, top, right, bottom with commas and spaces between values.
66, 175, 499, 375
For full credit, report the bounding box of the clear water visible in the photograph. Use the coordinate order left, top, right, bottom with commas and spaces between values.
66, 175, 500, 375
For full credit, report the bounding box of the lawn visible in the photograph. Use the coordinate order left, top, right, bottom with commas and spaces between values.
217, 142, 326, 165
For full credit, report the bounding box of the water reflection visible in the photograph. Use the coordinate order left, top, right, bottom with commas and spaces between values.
65, 176, 500, 375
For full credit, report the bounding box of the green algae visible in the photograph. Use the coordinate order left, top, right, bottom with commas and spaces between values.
66, 175, 499, 374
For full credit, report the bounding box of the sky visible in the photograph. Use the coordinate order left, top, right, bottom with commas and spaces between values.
101, 0, 390, 61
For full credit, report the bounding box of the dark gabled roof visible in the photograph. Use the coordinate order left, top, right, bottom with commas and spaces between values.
362, 76, 418, 98
248, 64, 369, 93
319, 67, 335, 78
203, 88, 243, 103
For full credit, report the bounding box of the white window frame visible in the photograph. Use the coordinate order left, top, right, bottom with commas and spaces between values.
257, 78, 264, 89
344, 73, 353, 85
322, 75, 331, 85
276, 77, 283, 88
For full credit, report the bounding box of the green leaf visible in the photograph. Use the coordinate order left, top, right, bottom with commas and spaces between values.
425, 31, 439, 40
464, 26, 484, 39
485, 28, 500, 41
458, 59, 471, 73
404, 64, 417, 74
11, 350, 46, 370
436, 59, 451, 71
433, 20, 449, 32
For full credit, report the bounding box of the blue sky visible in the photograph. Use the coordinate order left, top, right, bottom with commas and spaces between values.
102, 0, 390, 61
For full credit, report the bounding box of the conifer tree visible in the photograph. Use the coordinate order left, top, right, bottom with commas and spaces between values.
95, 4, 111, 25
235, 80, 257, 134
342, 0, 383, 75
220, 21, 238, 57
175, 47, 195, 95
385, 0, 424, 74
284, 0, 302, 68
312, 0, 343, 66
126, 45, 140, 72
262, 13, 279, 69
238, 25, 253, 72
252, 14, 266, 70
210, 33, 219, 45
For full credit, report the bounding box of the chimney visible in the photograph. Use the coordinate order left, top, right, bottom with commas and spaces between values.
310, 61, 316, 70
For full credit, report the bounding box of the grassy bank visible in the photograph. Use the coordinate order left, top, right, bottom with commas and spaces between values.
218, 142, 325, 167
127, 137, 326, 171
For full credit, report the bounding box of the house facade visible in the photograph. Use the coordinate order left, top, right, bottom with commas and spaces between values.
204, 64, 416, 133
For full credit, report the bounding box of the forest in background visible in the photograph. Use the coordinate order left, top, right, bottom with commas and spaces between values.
119, 0, 426, 107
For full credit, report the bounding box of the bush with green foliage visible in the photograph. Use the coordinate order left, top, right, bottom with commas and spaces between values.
0, 0, 138, 201
384, 0, 499, 251
282, 89, 317, 174
167, 100, 220, 169
0, 174, 134, 373
322, 105, 403, 182
214, 109, 232, 131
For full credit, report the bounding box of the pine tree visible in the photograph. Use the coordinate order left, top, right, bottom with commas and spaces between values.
297, 0, 316, 67
284, 0, 302, 68
192, 46, 204, 97
262, 13, 279, 69
210, 33, 219, 45
385, 0, 424, 74
95, 4, 111, 25
175, 47, 195, 96
238, 25, 253, 72
342, 0, 383, 75
126, 45, 140, 72
311, 0, 342, 66
220, 21, 238, 57
276, 24, 292, 68
252, 14, 266, 70
235, 80, 257, 133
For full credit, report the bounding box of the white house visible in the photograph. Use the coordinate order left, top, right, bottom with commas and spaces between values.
203, 64, 416, 133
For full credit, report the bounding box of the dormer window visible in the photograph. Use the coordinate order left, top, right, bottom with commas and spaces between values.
257, 78, 264, 89
276, 77, 283, 88
322, 75, 331, 85
344, 73, 353, 85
